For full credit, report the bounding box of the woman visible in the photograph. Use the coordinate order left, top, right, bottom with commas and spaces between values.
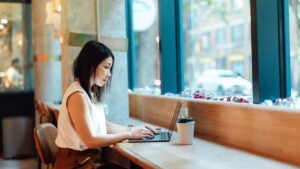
54, 40, 157, 169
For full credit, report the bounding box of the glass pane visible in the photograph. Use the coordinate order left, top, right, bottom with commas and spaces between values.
132, 0, 160, 95
289, 0, 300, 97
0, 2, 31, 91
183, 0, 252, 99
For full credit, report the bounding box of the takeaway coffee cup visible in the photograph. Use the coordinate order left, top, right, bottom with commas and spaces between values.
176, 118, 195, 145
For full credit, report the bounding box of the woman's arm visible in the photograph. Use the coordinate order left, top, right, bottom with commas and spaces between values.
106, 120, 127, 134
67, 92, 155, 149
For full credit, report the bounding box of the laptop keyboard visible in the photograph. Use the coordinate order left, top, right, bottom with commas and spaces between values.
128, 130, 171, 142
145, 137, 154, 140
160, 132, 169, 140
144, 131, 169, 140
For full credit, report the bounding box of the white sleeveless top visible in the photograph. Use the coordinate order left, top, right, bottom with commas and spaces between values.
55, 81, 107, 151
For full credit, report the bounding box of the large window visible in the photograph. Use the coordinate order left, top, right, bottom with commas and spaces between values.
0, 2, 32, 92
183, 0, 252, 97
130, 0, 160, 94
127, 0, 293, 105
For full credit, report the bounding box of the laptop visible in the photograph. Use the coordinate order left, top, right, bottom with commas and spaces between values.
128, 100, 182, 143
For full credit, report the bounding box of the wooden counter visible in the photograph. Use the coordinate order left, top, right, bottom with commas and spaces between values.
111, 118, 299, 169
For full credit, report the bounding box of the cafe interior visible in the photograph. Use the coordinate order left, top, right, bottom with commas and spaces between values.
1, 0, 300, 169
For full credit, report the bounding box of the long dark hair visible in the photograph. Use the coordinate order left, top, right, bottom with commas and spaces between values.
73, 40, 114, 103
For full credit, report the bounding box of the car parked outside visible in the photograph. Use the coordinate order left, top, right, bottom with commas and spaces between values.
196, 69, 252, 96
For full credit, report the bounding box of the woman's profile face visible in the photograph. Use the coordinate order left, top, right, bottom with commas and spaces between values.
91, 56, 113, 87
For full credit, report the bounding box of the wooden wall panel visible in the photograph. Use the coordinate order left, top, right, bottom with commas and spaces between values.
188, 100, 300, 166
129, 94, 182, 129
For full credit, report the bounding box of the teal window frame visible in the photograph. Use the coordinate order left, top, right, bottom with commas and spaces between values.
126, 0, 135, 90
159, 0, 184, 94
251, 0, 291, 103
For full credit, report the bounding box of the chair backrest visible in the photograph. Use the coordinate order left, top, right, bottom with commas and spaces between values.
34, 97, 43, 114
40, 103, 58, 126
34, 123, 59, 165
47, 106, 59, 126
34, 98, 50, 124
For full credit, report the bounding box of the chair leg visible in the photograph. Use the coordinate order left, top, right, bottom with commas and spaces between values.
37, 155, 41, 169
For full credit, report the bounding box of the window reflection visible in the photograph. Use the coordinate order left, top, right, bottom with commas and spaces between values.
0, 2, 30, 91
132, 0, 160, 95
4, 58, 23, 89
183, 0, 252, 98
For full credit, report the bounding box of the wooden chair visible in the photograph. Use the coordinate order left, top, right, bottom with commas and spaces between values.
33, 123, 58, 169
40, 103, 58, 126
40, 103, 50, 123
34, 98, 50, 124
47, 105, 59, 125
34, 97, 43, 114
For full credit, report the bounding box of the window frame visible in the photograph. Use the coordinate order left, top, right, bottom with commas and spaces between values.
126, 0, 135, 90
250, 0, 291, 103
159, 0, 184, 94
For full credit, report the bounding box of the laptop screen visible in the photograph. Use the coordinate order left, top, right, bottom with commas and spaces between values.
167, 100, 182, 134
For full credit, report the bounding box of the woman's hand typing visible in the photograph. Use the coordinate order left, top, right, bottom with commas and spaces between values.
128, 124, 159, 139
